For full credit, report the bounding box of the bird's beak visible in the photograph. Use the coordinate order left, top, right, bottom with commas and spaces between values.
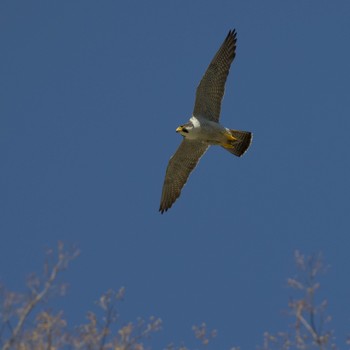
176, 126, 182, 133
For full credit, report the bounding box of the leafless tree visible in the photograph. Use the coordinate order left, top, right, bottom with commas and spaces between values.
0, 244, 343, 350
259, 251, 336, 350
0, 243, 162, 350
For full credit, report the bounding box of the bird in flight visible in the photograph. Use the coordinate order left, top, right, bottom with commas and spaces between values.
159, 29, 252, 213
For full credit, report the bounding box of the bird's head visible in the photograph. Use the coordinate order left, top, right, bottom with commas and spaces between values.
176, 122, 193, 136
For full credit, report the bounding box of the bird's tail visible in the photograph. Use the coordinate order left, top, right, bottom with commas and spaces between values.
222, 129, 252, 157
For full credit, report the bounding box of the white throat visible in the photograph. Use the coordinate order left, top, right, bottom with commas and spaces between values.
190, 116, 201, 128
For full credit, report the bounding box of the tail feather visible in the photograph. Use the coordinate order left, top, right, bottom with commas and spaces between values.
223, 129, 252, 157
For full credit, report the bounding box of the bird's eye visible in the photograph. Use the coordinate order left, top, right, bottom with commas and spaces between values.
182, 128, 189, 133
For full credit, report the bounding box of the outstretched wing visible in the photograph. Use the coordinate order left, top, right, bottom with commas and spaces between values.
159, 140, 209, 213
193, 29, 237, 122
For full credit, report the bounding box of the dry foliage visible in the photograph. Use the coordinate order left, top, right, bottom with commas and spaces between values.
260, 251, 336, 350
0, 245, 343, 350
0, 243, 162, 350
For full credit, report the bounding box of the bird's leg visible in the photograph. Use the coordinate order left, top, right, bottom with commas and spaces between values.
224, 132, 237, 142
220, 131, 237, 148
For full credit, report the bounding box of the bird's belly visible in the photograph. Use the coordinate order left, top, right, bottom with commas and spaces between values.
186, 124, 227, 144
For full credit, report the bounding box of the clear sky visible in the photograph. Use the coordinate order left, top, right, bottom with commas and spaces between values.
1, 0, 350, 348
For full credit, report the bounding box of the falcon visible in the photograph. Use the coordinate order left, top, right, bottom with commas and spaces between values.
159, 29, 252, 213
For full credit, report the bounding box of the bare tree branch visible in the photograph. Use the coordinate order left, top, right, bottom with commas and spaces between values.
1, 242, 78, 350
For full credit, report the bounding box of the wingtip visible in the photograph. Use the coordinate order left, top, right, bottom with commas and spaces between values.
159, 206, 167, 214
159, 201, 174, 214
228, 28, 237, 39
224, 29, 237, 48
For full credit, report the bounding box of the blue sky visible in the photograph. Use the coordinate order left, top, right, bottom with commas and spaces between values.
1, 0, 350, 348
